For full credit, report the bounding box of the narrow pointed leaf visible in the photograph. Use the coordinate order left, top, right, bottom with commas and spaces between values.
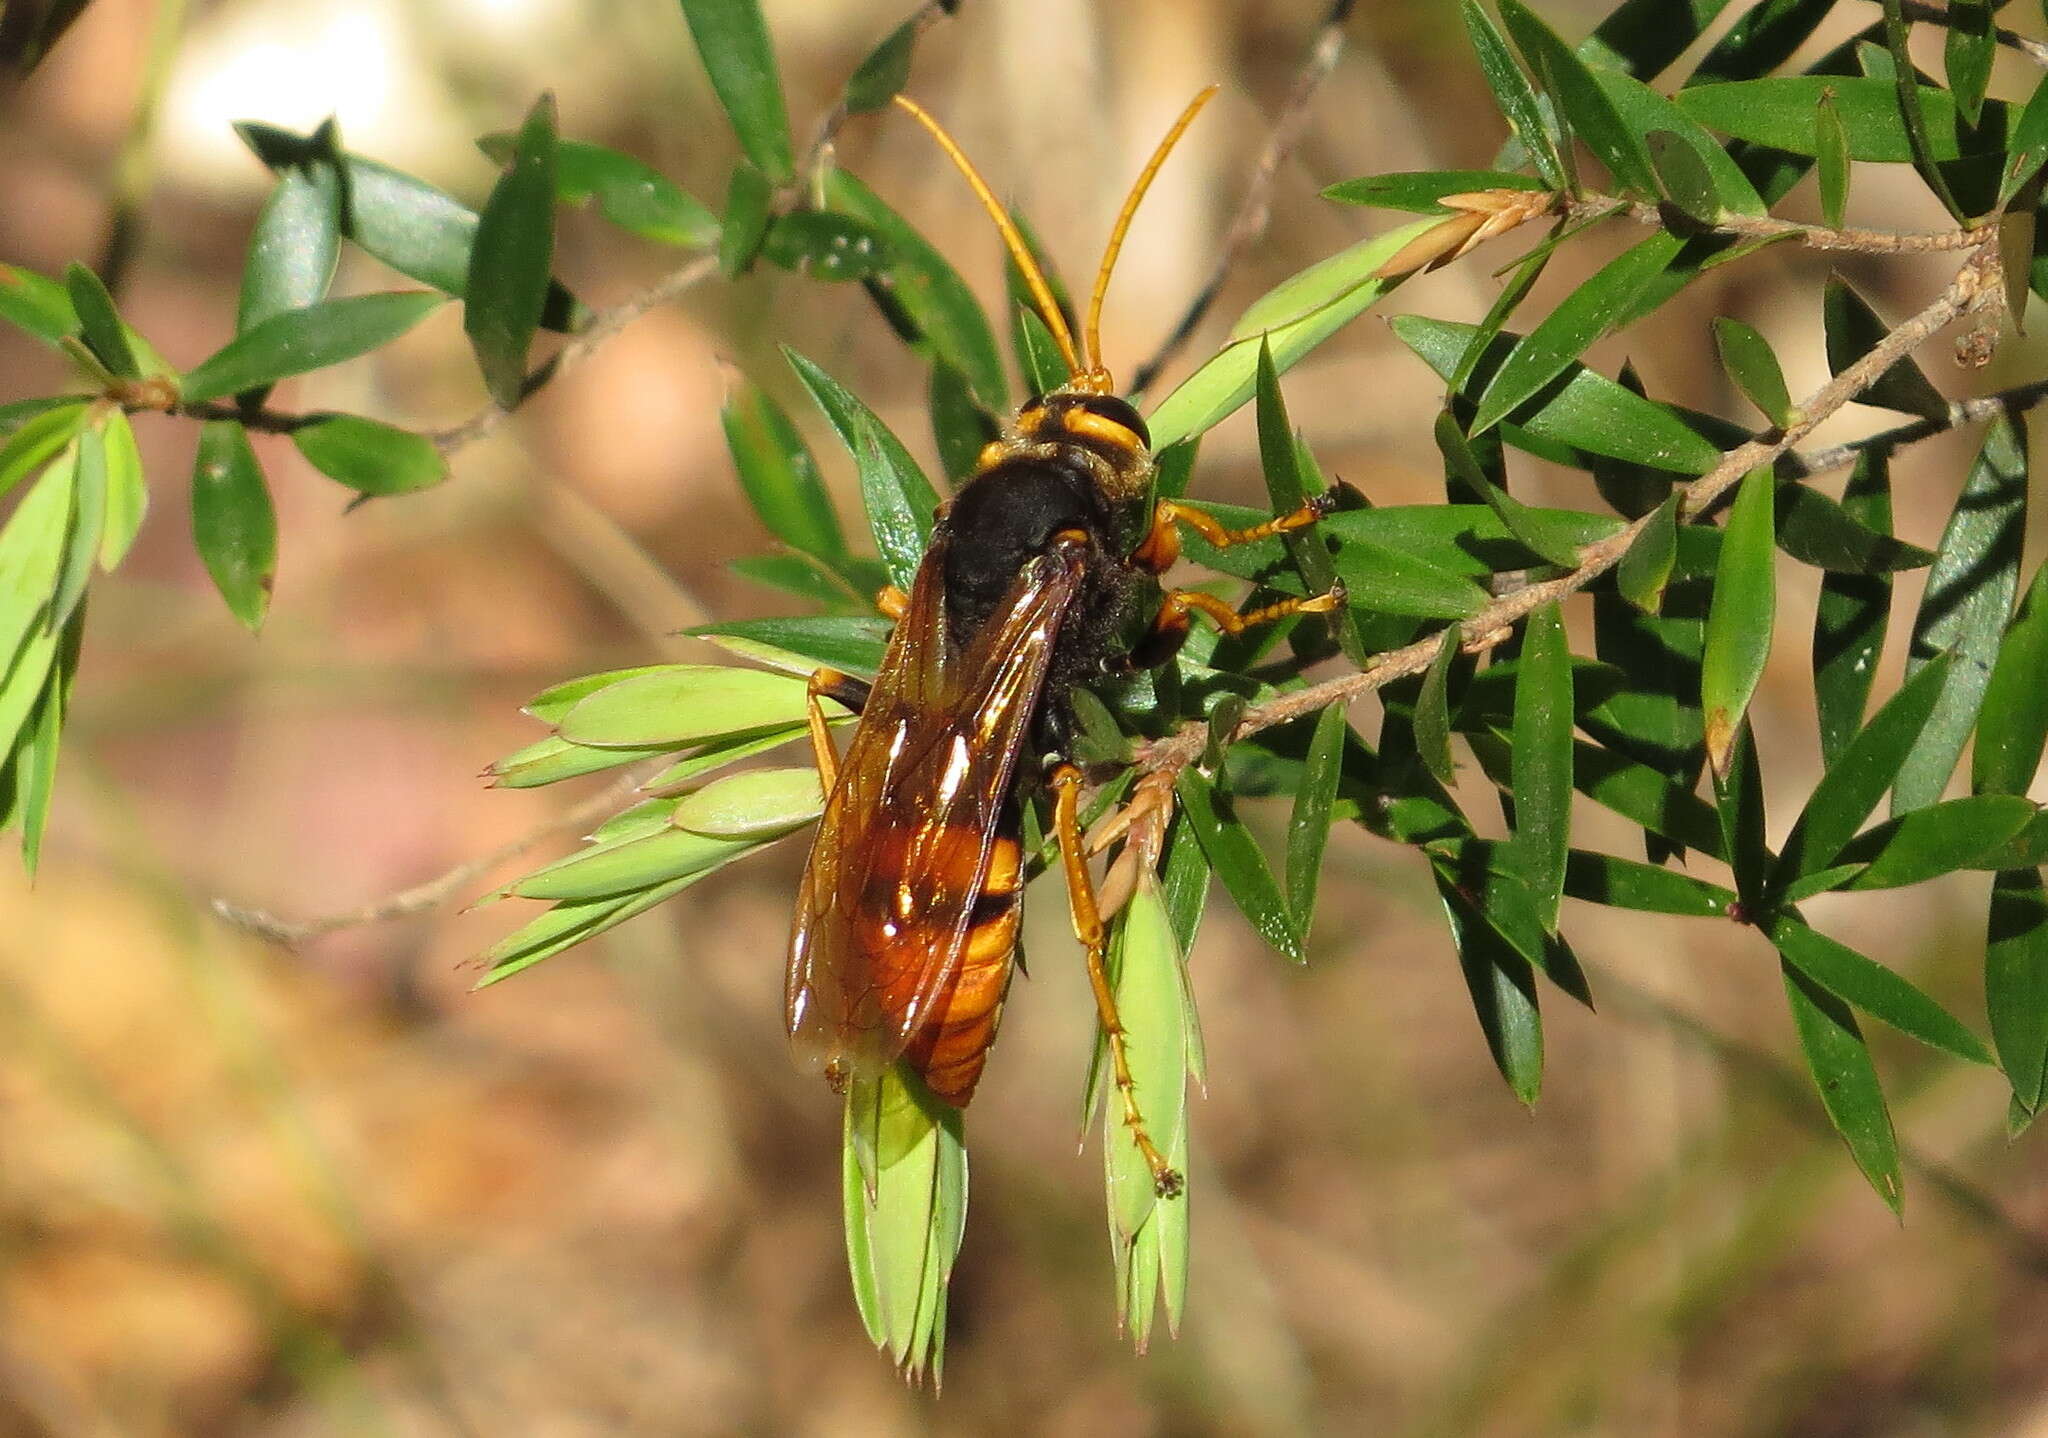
1499, 0, 1658, 196
722, 374, 845, 561
1895, 415, 2026, 812
1772, 912, 1992, 1064
1617, 494, 1679, 613
1713, 317, 1791, 427
1782, 961, 1903, 1213
1823, 278, 1947, 422
785, 347, 939, 592
1561, 849, 1734, 916
290, 414, 447, 495
478, 133, 721, 248
0, 264, 78, 345
96, 410, 145, 570
1974, 561, 2048, 797
1988, 868, 2048, 1112
1470, 231, 1685, 437
189, 421, 276, 631
2003, 72, 2048, 203
1701, 467, 1775, 778
557, 666, 820, 747
1322, 169, 1548, 211
1814, 451, 1893, 765
465, 94, 557, 408
1830, 794, 2037, 889
1435, 867, 1545, 1105
1509, 603, 1572, 931
64, 263, 137, 379
179, 291, 444, 403
1462, 0, 1566, 189
237, 121, 342, 332
1414, 626, 1462, 782
1777, 653, 1954, 882
1177, 769, 1303, 964
673, 766, 823, 839
678, 0, 795, 184
1286, 703, 1347, 933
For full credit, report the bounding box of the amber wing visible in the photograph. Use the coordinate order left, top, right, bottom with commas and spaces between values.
786, 533, 1087, 1103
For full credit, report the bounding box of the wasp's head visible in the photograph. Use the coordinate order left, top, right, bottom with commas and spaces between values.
1014, 390, 1154, 507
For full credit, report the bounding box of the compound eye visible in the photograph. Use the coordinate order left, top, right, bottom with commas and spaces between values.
1072, 394, 1151, 450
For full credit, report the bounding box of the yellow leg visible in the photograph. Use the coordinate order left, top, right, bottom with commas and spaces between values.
1053, 763, 1184, 1199
806, 669, 848, 789
1133, 493, 1337, 573
875, 584, 909, 622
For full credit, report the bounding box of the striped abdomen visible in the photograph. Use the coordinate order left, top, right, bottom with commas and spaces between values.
860, 819, 1023, 1105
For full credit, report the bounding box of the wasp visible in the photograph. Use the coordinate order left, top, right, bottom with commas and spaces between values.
785, 89, 1343, 1196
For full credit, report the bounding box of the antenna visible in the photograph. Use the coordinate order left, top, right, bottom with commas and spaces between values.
890, 94, 1084, 380
1083, 85, 1218, 388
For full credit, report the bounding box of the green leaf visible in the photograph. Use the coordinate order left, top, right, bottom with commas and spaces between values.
718, 160, 773, 277
927, 360, 996, 484
1880, 0, 1966, 221
1469, 231, 1686, 437
677, 0, 795, 184
1435, 865, 1544, 1105
1781, 962, 1902, 1214
1589, 69, 1766, 217
1462, 0, 1566, 190
1147, 218, 1439, 449
0, 446, 73, 690
1689, 0, 1842, 85
1943, 0, 1993, 127
1561, 849, 1734, 916
51, 427, 103, 629
844, 15, 918, 114
1509, 603, 1572, 931
1255, 342, 1357, 659
1414, 626, 1462, 783
1617, 494, 1679, 614
1775, 483, 1932, 574
63, 263, 137, 379
1988, 868, 2048, 1112
1102, 878, 1192, 1276
2002, 72, 2048, 204
1700, 466, 1775, 778
521, 664, 685, 723
1825, 278, 1947, 423
1499, 0, 1658, 197
479, 133, 719, 248
760, 210, 890, 282
1974, 561, 2048, 797
1012, 306, 1068, 398
1582, 0, 1736, 78
1814, 451, 1893, 766
1895, 415, 2026, 812
556, 665, 823, 747
237, 118, 342, 333
1777, 653, 1955, 882
189, 421, 276, 632
235, 124, 582, 327
840, 1066, 965, 1379
1816, 88, 1851, 230
179, 291, 444, 404
1772, 912, 1993, 1065
1322, 169, 1549, 211
488, 733, 685, 789
1286, 704, 1347, 935
1395, 316, 1722, 475
825, 171, 1008, 410
510, 824, 765, 901
1712, 722, 1770, 909
642, 724, 820, 795
10, 605, 82, 873
1571, 739, 1725, 857
465, 93, 558, 409
289, 414, 448, 495
0, 404, 86, 506
1829, 793, 2037, 889
785, 347, 939, 592
96, 410, 145, 570
1177, 768, 1303, 964
685, 616, 891, 679
476, 875, 692, 983
1676, 77, 2003, 164
0, 265, 77, 346
671, 766, 823, 838
1713, 317, 1791, 427
722, 374, 845, 561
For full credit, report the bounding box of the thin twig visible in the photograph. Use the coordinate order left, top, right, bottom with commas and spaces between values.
213, 764, 656, 947
426, 255, 720, 455
1133, 240, 2000, 775
797, 0, 962, 195
1899, 0, 2048, 66
1788, 372, 2048, 474
1128, 0, 1356, 395
1575, 195, 1996, 254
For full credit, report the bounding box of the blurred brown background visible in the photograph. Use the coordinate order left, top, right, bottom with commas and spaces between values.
3, 1, 2048, 1433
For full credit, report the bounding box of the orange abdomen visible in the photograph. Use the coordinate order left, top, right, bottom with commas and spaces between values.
861, 826, 1023, 1105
